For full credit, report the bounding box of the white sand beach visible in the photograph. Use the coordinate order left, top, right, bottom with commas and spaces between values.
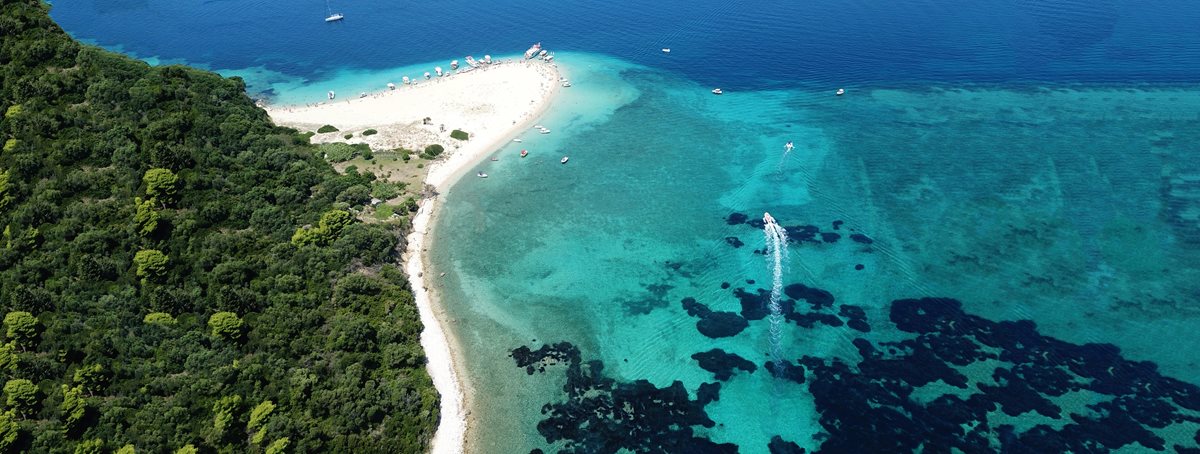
267, 59, 562, 454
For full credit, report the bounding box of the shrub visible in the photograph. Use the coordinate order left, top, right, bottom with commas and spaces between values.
316, 124, 339, 133
318, 142, 371, 162
421, 144, 444, 159
370, 181, 405, 200
343, 133, 353, 139
449, 129, 469, 140
362, 128, 378, 136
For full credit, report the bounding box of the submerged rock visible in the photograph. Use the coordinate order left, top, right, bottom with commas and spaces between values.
768, 435, 806, 454
682, 297, 749, 338
692, 349, 758, 381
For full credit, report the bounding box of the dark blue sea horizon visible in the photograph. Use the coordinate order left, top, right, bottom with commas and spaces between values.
51, 0, 1200, 91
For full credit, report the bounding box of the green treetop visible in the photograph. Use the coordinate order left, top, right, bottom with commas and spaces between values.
133, 249, 169, 281
3, 312, 38, 350
3, 378, 38, 416
208, 312, 244, 341
61, 384, 88, 431
142, 168, 178, 206
74, 438, 104, 454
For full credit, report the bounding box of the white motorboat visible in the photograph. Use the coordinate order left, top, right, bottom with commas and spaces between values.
662, 48, 671, 53
562, 81, 572, 87
785, 141, 794, 152
387, 82, 396, 90
450, 60, 459, 70
483, 55, 492, 64
477, 172, 488, 178
560, 156, 569, 164
435, 66, 443, 77
513, 138, 523, 143
836, 88, 845, 96
327, 90, 336, 100
712, 88, 723, 95
539, 129, 551, 134
424, 72, 431, 79
402, 76, 411, 84
538, 50, 548, 58
359, 92, 367, 98
465, 56, 478, 67
534, 125, 544, 129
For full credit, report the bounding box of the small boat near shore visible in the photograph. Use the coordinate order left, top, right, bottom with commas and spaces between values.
477, 172, 488, 178
524, 42, 543, 59
560, 156, 569, 164
450, 60, 459, 70
490, 157, 498, 161
712, 88, 723, 95
521, 149, 529, 158
465, 56, 478, 67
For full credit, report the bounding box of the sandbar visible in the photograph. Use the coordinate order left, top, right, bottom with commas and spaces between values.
267, 57, 562, 454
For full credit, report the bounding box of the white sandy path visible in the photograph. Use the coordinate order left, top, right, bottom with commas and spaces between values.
267, 60, 561, 454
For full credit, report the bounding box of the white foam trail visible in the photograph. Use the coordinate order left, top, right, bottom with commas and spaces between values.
763, 212, 789, 363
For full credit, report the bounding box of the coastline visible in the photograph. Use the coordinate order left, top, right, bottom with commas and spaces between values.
267, 58, 563, 453
406, 70, 560, 453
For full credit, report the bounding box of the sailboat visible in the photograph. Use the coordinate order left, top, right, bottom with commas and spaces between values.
324, 0, 344, 22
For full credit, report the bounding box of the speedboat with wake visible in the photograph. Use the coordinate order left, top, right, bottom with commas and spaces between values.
712, 88, 723, 95
785, 141, 794, 152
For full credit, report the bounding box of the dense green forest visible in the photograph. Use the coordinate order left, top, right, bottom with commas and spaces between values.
0, 0, 438, 452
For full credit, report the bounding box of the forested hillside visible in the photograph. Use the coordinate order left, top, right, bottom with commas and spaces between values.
0, 0, 437, 452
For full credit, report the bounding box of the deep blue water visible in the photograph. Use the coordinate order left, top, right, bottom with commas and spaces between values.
52, 0, 1200, 92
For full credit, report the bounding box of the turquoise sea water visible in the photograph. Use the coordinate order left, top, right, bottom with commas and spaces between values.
429, 55, 1200, 451
49, 0, 1200, 451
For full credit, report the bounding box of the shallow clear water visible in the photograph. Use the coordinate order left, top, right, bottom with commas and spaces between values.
429, 56, 1200, 450
50, 0, 1200, 451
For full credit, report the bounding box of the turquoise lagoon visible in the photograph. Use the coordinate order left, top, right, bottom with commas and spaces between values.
430, 54, 1200, 451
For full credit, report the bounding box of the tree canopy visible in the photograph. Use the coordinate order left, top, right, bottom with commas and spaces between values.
0, 1, 437, 451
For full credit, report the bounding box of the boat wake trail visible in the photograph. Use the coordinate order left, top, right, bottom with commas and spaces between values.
762, 212, 789, 363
